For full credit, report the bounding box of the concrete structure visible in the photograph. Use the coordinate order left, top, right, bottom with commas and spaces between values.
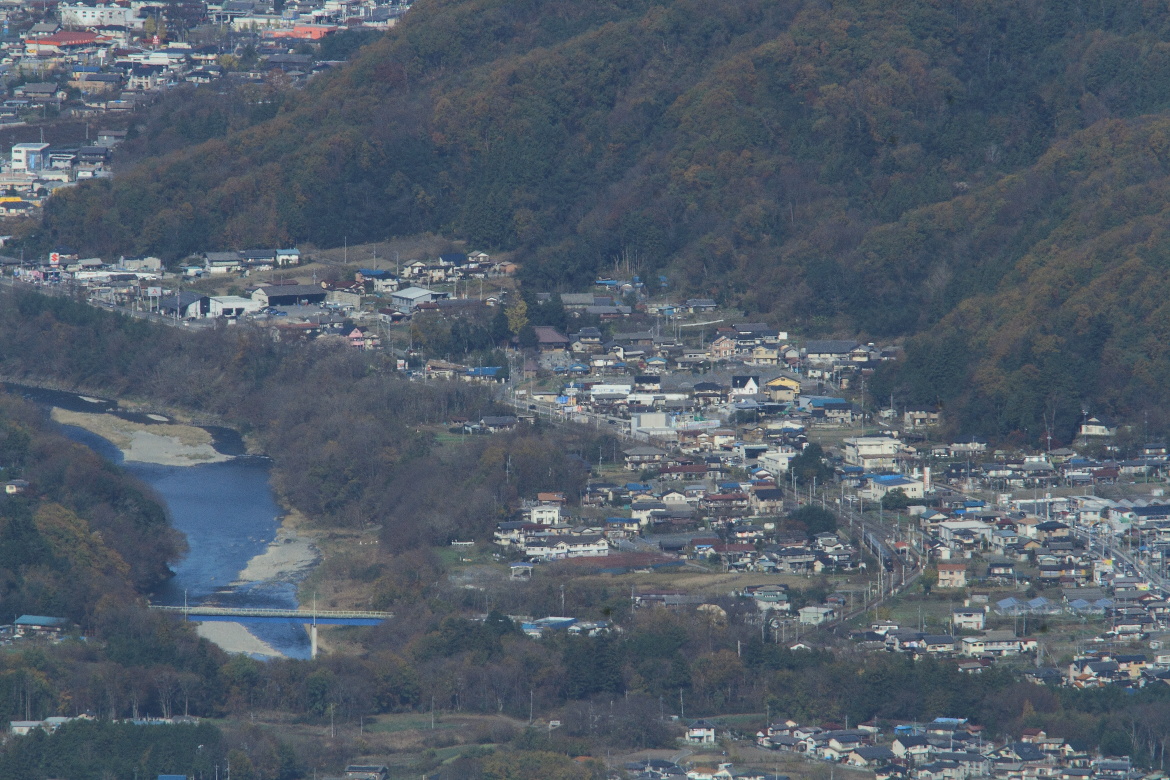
798, 605, 837, 625
953, 605, 986, 631
208, 295, 261, 318
252, 284, 326, 307
863, 475, 924, 501
60, 3, 144, 29
11, 143, 49, 173
843, 436, 902, 472
391, 286, 436, 311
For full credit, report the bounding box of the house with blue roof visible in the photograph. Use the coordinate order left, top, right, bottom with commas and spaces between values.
14, 615, 72, 637
464, 366, 505, 384
862, 474, 924, 501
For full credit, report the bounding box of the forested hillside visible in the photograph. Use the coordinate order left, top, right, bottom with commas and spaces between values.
872, 117, 1170, 443
32, 0, 1170, 439
0, 290, 601, 548
0, 394, 183, 622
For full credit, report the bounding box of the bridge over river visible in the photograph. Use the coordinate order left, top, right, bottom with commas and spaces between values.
149, 605, 392, 657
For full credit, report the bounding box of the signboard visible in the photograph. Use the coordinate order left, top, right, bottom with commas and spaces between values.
146, 286, 162, 297
49, 252, 59, 267
396, 359, 407, 371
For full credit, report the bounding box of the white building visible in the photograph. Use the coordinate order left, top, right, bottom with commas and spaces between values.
952, 605, 986, 631
276, 248, 301, 266
11, 143, 49, 173
843, 436, 902, 472
685, 720, 718, 745
60, 3, 144, 28
208, 295, 261, 318
937, 520, 994, 545
759, 449, 796, 474
524, 536, 609, 561
391, 286, 435, 311
960, 631, 1027, 657
798, 605, 837, 625
528, 505, 561, 526
862, 475, 925, 501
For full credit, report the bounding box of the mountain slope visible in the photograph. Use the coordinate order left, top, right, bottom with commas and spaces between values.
42, 2, 1166, 283
34, 0, 1170, 438
872, 116, 1170, 442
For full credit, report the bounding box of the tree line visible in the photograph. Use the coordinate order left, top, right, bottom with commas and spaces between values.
0, 393, 183, 623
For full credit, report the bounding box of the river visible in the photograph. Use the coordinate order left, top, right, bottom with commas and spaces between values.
6, 383, 313, 660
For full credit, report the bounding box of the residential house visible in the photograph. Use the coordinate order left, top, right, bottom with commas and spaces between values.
709, 335, 736, 361
850, 747, 897, 768
479, 416, 518, 432
693, 382, 727, 406
904, 406, 942, 428
936, 563, 968, 590
624, 446, 667, 470
960, 631, 1028, 657
803, 340, 858, 364
843, 436, 902, 471
730, 376, 760, 397
892, 735, 933, 763
203, 251, 242, 274
524, 535, 609, 561
952, 606, 986, 632
751, 488, 785, 514
14, 615, 71, 637
686, 719, 718, 745
764, 375, 801, 402
533, 326, 570, 353
1079, 416, 1117, 437
686, 298, 718, 313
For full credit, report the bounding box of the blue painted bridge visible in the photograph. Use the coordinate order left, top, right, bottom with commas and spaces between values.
148, 605, 391, 656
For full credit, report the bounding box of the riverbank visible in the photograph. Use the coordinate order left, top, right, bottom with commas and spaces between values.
196, 622, 283, 658
47, 400, 321, 658
235, 509, 319, 586
50, 408, 232, 466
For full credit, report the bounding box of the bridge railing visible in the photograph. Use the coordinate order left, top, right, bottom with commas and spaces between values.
149, 605, 392, 620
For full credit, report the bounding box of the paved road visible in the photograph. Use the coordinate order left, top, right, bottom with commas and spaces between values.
0, 276, 203, 328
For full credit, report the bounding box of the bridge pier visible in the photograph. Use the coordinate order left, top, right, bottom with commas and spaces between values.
148, 604, 388, 659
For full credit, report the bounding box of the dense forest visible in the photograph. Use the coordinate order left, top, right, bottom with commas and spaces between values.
0, 394, 183, 622
0, 720, 230, 780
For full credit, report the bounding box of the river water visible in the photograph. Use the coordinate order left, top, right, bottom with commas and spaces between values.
6, 384, 312, 659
